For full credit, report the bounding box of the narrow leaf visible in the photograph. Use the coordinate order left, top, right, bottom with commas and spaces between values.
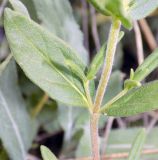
130, 0, 158, 20
87, 43, 106, 80
4, 9, 88, 107
128, 129, 146, 160
101, 81, 158, 117
9, 0, 30, 17
0, 57, 36, 160
133, 49, 158, 82
41, 146, 57, 160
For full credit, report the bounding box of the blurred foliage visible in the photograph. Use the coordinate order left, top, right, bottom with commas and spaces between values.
0, 0, 158, 159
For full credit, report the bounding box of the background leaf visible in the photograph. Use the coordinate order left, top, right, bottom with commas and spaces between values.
128, 129, 146, 160
32, 0, 89, 64
130, 0, 158, 20
0, 57, 36, 160
41, 145, 58, 160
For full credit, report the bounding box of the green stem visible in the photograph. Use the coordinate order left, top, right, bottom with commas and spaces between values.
93, 18, 121, 113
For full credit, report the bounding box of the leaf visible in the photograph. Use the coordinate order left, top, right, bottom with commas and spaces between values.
41, 146, 58, 160
58, 105, 89, 141
100, 80, 158, 117
130, 0, 158, 20
104, 0, 132, 29
76, 127, 92, 157
128, 129, 146, 160
9, 0, 30, 17
88, 0, 132, 29
4, 9, 89, 107
133, 49, 158, 82
0, 56, 37, 160
87, 43, 106, 80
32, 0, 89, 64
104, 127, 158, 160
66, 60, 87, 82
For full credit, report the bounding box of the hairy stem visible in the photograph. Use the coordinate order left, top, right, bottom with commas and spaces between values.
93, 19, 121, 113
90, 114, 100, 160
90, 19, 121, 160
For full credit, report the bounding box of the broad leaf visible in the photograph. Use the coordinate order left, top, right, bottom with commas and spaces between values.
32, 0, 88, 64
130, 0, 158, 20
4, 9, 89, 107
128, 129, 146, 160
101, 81, 158, 117
41, 146, 58, 160
0, 56, 36, 160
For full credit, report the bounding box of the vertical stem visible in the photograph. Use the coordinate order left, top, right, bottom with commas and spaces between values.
90, 114, 100, 160
133, 21, 144, 65
93, 19, 121, 113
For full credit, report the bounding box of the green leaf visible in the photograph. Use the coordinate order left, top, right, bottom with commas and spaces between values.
88, 0, 133, 29
32, 0, 89, 64
128, 129, 146, 160
118, 31, 125, 42
76, 127, 92, 157
100, 80, 158, 117
104, 127, 158, 159
41, 146, 58, 160
4, 9, 89, 107
87, 0, 110, 16
9, 0, 30, 17
0, 56, 37, 160
104, 0, 132, 29
65, 60, 87, 82
87, 43, 106, 80
133, 49, 158, 82
130, 0, 158, 20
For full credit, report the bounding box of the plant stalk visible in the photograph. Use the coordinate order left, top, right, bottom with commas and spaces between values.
90, 113, 100, 160
93, 18, 121, 113
90, 18, 121, 160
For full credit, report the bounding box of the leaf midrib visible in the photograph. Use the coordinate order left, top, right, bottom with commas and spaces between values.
12, 16, 88, 106
0, 90, 26, 159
